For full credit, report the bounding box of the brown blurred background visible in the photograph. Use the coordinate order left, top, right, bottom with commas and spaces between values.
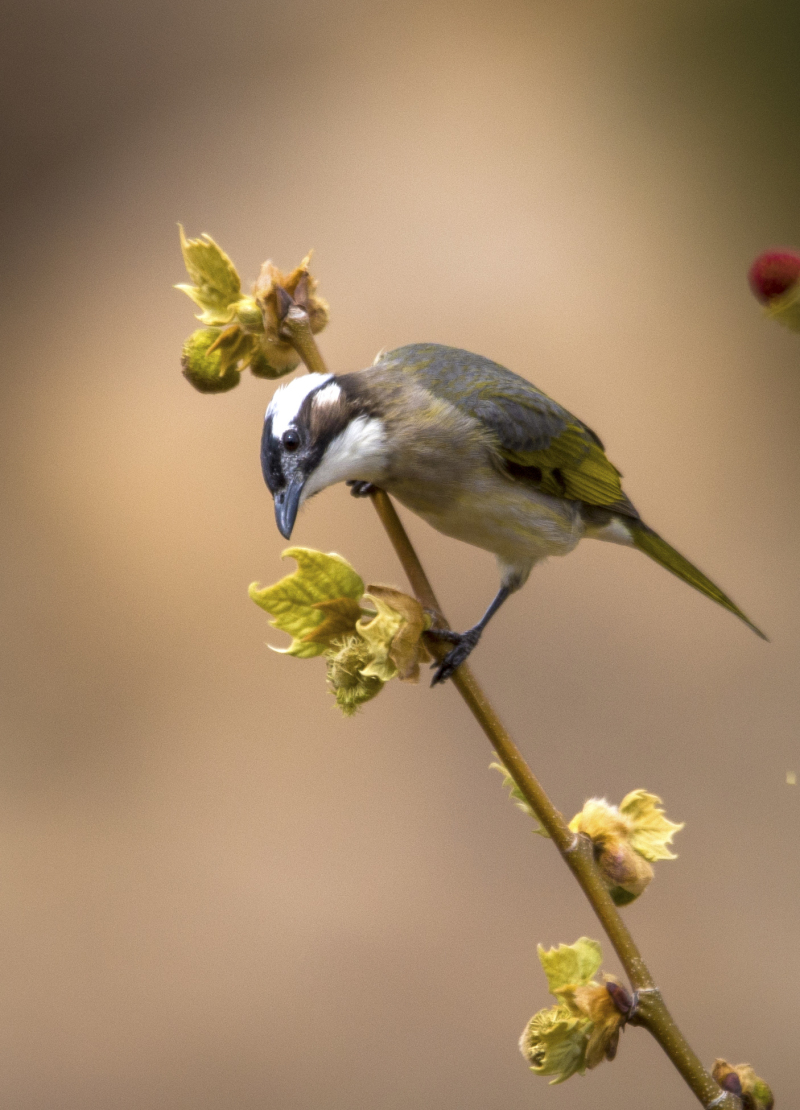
0, 1, 798, 1107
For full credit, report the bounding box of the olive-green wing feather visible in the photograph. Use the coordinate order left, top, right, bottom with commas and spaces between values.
379, 344, 765, 639
380, 343, 634, 514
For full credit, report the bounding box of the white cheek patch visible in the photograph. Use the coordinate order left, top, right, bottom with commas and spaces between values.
302, 416, 388, 501
266, 372, 333, 438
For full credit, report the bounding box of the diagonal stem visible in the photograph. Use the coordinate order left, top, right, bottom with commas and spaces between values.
281, 301, 739, 1110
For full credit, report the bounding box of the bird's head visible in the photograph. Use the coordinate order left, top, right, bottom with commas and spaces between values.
260, 372, 387, 538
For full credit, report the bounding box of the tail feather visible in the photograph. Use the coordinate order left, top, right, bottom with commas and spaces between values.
629, 521, 767, 640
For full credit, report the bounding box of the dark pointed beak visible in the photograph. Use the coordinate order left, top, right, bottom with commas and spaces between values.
274, 473, 305, 539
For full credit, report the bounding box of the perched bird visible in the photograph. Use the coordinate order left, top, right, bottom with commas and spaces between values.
260, 343, 765, 684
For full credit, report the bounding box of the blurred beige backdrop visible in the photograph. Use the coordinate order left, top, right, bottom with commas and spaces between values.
1, 1, 798, 1107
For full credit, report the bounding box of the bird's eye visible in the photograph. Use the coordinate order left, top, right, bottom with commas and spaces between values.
282, 429, 301, 451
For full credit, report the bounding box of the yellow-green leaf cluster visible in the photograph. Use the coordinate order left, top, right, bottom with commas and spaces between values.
569, 790, 683, 905
249, 549, 431, 715
177, 229, 329, 390
520, 938, 625, 1084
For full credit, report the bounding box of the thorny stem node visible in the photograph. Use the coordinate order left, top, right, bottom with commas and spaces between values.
281, 290, 741, 1110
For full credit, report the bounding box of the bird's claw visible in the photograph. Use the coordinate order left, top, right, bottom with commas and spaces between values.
429, 627, 482, 686
425, 627, 462, 644
346, 480, 377, 498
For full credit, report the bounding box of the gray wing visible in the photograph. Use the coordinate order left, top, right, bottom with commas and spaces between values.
377, 342, 604, 453
377, 343, 634, 514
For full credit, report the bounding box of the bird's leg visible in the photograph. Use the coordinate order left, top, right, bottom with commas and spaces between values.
347, 480, 377, 498
427, 585, 510, 686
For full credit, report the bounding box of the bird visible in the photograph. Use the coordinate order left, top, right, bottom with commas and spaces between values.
260, 342, 765, 685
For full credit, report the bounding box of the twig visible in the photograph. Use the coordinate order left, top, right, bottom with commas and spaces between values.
280, 303, 739, 1110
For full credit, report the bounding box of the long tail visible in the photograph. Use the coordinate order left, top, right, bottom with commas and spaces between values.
629, 520, 767, 640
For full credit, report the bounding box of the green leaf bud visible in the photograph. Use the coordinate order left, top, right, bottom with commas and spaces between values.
234, 296, 266, 333
764, 283, 800, 333
326, 635, 385, 716
248, 341, 301, 380
538, 938, 603, 994
712, 1060, 774, 1110
181, 329, 241, 393
569, 791, 682, 904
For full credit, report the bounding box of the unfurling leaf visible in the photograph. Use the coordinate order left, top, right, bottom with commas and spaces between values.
519, 1005, 587, 1084
712, 1060, 774, 1110
489, 759, 545, 835
176, 226, 242, 326
181, 329, 242, 393
249, 548, 364, 658
569, 791, 682, 904
522, 938, 626, 1084
357, 586, 431, 682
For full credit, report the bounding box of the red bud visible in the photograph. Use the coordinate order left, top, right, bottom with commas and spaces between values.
748, 250, 800, 303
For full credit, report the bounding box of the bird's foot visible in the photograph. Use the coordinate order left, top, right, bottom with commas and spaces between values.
346, 480, 377, 498
426, 626, 482, 686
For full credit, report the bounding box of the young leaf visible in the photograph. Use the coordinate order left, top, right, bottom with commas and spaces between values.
357, 586, 431, 682
619, 790, 684, 862
249, 548, 364, 658
176, 226, 242, 326
489, 759, 546, 835
538, 937, 603, 995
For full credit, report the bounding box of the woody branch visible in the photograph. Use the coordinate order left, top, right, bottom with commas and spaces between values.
278, 294, 740, 1110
